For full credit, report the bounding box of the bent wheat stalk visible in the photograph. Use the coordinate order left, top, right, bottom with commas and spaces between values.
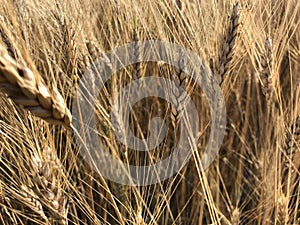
0, 44, 72, 127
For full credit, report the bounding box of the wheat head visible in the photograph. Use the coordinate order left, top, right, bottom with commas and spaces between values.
0, 43, 72, 127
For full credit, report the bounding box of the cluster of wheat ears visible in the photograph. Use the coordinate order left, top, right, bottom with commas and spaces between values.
0, 0, 299, 224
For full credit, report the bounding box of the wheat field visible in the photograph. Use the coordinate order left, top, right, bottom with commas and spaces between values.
0, 0, 299, 224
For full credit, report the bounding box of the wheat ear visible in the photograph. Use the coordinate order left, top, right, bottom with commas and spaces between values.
0, 16, 17, 59
86, 40, 102, 62
132, 27, 144, 79
260, 37, 274, 100
277, 194, 288, 225
284, 116, 300, 181
0, 44, 72, 127
170, 57, 190, 128
61, 16, 78, 80
9, 185, 48, 222
216, 3, 241, 85
31, 145, 68, 225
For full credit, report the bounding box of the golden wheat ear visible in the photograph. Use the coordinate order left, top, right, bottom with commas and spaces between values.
0, 44, 72, 127
216, 2, 241, 85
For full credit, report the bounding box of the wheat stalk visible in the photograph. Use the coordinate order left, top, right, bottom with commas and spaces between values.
231, 207, 240, 225
0, 43, 72, 127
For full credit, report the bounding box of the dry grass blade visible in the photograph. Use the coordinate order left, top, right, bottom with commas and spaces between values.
0, 44, 72, 127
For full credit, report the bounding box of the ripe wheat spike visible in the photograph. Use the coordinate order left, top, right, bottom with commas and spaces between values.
0, 43, 72, 127
216, 2, 241, 85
